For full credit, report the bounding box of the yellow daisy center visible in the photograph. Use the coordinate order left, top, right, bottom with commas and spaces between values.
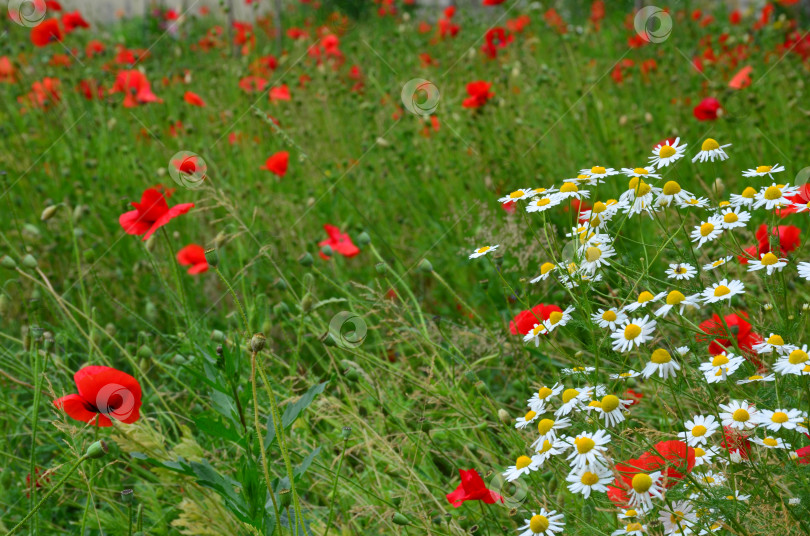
515, 455, 533, 469
476, 246, 490, 254
637, 291, 653, 303
747, 375, 764, 381
591, 166, 606, 174
633, 167, 649, 175
548, 311, 563, 325
719, 200, 731, 207
767, 334, 785, 346
692, 425, 708, 437
537, 418, 555, 435
700, 222, 715, 236
540, 262, 555, 274
670, 511, 685, 524
763, 437, 778, 447
624, 324, 642, 340
509, 190, 524, 199
651, 349, 671, 364
741, 186, 757, 198
628, 177, 651, 197
538, 386, 553, 399
529, 515, 549, 533
560, 183, 578, 193
760, 253, 779, 265
666, 290, 685, 305
732, 409, 750, 422
593, 201, 607, 213
764, 186, 782, 200
631, 473, 653, 493
600, 395, 620, 412
662, 181, 681, 195
702, 138, 720, 151
723, 212, 738, 223
538, 439, 553, 453
626, 522, 643, 531
713, 285, 731, 297
524, 410, 537, 421
602, 310, 617, 322
757, 165, 773, 173
562, 388, 579, 404
694, 447, 706, 457
659, 145, 676, 158
771, 411, 789, 423
536, 198, 551, 207
712, 354, 729, 367
580, 471, 600, 485
789, 350, 808, 364
575, 436, 596, 454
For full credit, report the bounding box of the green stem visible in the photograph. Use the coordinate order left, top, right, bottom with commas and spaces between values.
323, 437, 349, 536
215, 267, 250, 337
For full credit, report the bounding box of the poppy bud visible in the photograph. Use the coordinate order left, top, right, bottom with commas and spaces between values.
392, 513, 411, 526
0, 255, 16, 269
320, 244, 333, 258
498, 409, 511, 424
303, 273, 314, 289
145, 301, 157, 322
322, 332, 337, 346
85, 440, 109, 459
273, 277, 287, 290
121, 489, 135, 504
204, 248, 218, 267
273, 302, 290, 315
375, 262, 387, 274
73, 204, 84, 221
301, 294, 314, 313
298, 252, 314, 266
278, 489, 292, 509
341, 426, 352, 440
211, 330, 226, 342
137, 345, 153, 359
344, 368, 359, 382
83, 249, 96, 263
29, 325, 44, 340
40, 205, 59, 221
356, 231, 371, 246
464, 371, 477, 382
145, 235, 156, 252
250, 333, 266, 352
21, 254, 38, 269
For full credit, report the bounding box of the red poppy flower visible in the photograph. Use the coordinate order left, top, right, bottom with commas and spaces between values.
110, 70, 162, 107
590, 0, 605, 29
729, 10, 741, 24
53, 366, 142, 427
119, 188, 194, 241
624, 388, 643, 406
30, 19, 62, 47
721, 426, 751, 460
183, 90, 206, 107
446, 469, 502, 507
319, 224, 360, 259
20, 77, 60, 110
269, 84, 291, 101
728, 65, 752, 90
481, 27, 513, 59
177, 244, 209, 274
510, 304, 562, 335
0, 56, 16, 83
697, 312, 763, 366
501, 200, 516, 214
607, 441, 694, 507
239, 76, 268, 93
260, 151, 289, 177
506, 14, 530, 33
482, 0, 507, 5
45, 0, 61, 9
757, 223, 801, 255
462, 81, 494, 109
693, 97, 721, 121
61, 10, 89, 32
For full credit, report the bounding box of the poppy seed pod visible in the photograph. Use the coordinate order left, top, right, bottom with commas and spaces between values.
21, 254, 38, 269
392, 513, 411, 526
211, 329, 226, 342
298, 252, 314, 266
85, 440, 109, 459
375, 262, 387, 274
278, 489, 292, 509
204, 248, 218, 267
120, 489, 135, 504
320, 244, 333, 258
0, 255, 16, 269
341, 426, 352, 440
356, 231, 371, 246
417, 258, 433, 273
250, 333, 266, 352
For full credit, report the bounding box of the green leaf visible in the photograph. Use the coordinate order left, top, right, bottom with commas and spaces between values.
264, 381, 328, 448
190, 459, 252, 523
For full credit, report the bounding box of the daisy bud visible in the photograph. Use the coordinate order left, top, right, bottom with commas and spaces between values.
417, 258, 433, 273
85, 440, 109, 459
498, 408, 511, 424
250, 333, 266, 353
0, 255, 16, 269
211, 329, 226, 342
204, 248, 219, 267
392, 513, 411, 526
320, 244, 333, 258
298, 252, 314, 266
356, 231, 371, 246
40, 205, 59, 221
21, 254, 38, 269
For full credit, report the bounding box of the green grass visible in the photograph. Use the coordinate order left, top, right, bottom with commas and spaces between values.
3, 1, 810, 535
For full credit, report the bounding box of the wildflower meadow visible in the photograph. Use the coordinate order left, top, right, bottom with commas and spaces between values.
4, 0, 810, 534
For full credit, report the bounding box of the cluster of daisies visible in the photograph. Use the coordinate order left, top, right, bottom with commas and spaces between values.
466, 137, 810, 535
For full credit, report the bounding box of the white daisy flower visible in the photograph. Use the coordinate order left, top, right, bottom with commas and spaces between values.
626, 471, 664, 510
642, 348, 681, 380
649, 137, 687, 169
718, 206, 750, 230
527, 187, 558, 198
532, 435, 570, 464
611, 523, 648, 536
724, 491, 751, 502
747, 252, 787, 275
742, 163, 785, 179
654, 290, 701, 318
753, 183, 799, 211
750, 435, 791, 449
695, 470, 726, 487
515, 409, 540, 429
691, 216, 723, 248
565, 430, 611, 469
530, 416, 571, 448
719, 400, 757, 430
555, 182, 590, 201
544, 306, 575, 333
523, 323, 549, 347
656, 180, 694, 207
756, 408, 805, 432
580, 243, 616, 274
666, 263, 697, 280
623, 291, 666, 313
555, 386, 594, 417
736, 373, 776, 384
659, 500, 697, 535
622, 167, 661, 180
693, 445, 720, 466
593, 307, 627, 330
499, 189, 533, 203
692, 138, 731, 163
618, 507, 647, 520
773, 345, 810, 375
699, 352, 745, 383
562, 366, 596, 376
469, 245, 498, 259
701, 279, 745, 304
677, 196, 711, 209
703, 256, 733, 271
679, 415, 720, 447
564, 173, 601, 187
526, 195, 562, 213
530, 261, 558, 283
517, 509, 565, 536
798, 262, 810, 281
729, 186, 758, 207
503, 454, 541, 482
620, 178, 661, 216
527, 383, 564, 413
580, 165, 619, 179
610, 369, 641, 380
595, 394, 632, 427
753, 334, 797, 356
566, 462, 613, 499
611, 315, 657, 353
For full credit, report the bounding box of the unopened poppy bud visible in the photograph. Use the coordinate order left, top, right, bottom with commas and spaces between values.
273, 302, 290, 315
120, 488, 135, 504
278, 489, 292, 509
144, 235, 156, 252
344, 368, 359, 382
29, 325, 44, 340
204, 248, 218, 267
273, 277, 287, 290
323, 332, 337, 346
301, 294, 314, 312
464, 370, 477, 382
145, 301, 157, 322
41, 205, 59, 221
375, 262, 387, 274
320, 244, 333, 258
83, 249, 96, 263
303, 273, 314, 289
356, 231, 371, 246
392, 513, 411, 526
298, 252, 314, 266
0, 255, 16, 269
137, 345, 153, 359
85, 440, 109, 459
250, 333, 266, 352
417, 258, 433, 273
498, 409, 511, 424
211, 330, 225, 342
21, 254, 38, 269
